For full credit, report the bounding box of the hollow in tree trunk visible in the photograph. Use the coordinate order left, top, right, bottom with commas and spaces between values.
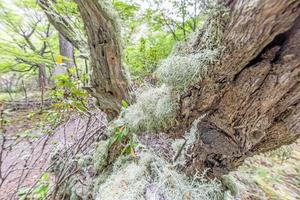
168, 0, 300, 176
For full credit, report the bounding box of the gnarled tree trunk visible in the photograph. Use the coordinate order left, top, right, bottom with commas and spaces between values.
169, 0, 300, 176
39, 0, 132, 119
38, 0, 87, 52
43, 0, 300, 177
75, 0, 132, 120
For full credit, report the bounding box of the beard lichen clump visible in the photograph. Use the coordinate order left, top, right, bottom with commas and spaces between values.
95, 152, 223, 200
112, 2, 229, 134
156, 50, 218, 91
155, 4, 228, 92
123, 84, 177, 133
197, 4, 229, 50
95, 153, 153, 200
93, 140, 110, 173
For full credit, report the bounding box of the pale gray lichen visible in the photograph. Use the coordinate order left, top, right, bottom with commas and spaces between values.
70, 187, 79, 200
95, 154, 151, 200
221, 175, 247, 197
150, 164, 223, 200
111, 154, 133, 172
171, 116, 205, 165
156, 50, 218, 91
187, 2, 229, 52
171, 138, 186, 164
171, 139, 186, 153
264, 145, 293, 161
186, 116, 204, 146
77, 153, 93, 168
224, 191, 235, 200
93, 140, 110, 173
93, 170, 111, 196
94, 151, 223, 200
123, 84, 177, 133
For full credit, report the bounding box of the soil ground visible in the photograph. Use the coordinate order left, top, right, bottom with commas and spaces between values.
0, 106, 94, 200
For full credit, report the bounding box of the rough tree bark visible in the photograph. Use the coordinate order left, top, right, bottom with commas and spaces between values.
43, 0, 300, 177
38, 0, 132, 119
37, 0, 87, 52
169, 0, 300, 176
74, 0, 132, 120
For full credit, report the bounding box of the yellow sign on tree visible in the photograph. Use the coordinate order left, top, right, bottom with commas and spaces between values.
56, 55, 63, 64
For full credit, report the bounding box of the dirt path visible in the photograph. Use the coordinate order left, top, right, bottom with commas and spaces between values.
0, 108, 106, 200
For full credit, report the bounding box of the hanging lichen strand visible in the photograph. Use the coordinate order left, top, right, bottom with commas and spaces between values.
155, 50, 218, 91
121, 84, 177, 133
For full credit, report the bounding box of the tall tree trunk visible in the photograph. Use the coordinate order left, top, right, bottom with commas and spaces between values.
75, 0, 132, 120
59, 33, 74, 68
168, 0, 300, 177
38, 64, 47, 110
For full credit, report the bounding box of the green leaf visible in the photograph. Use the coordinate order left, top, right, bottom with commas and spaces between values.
121, 100, 129, 108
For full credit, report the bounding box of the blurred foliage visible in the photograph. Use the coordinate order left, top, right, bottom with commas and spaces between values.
0, 0, 57, 73
112, 0, 205, 80
18, 172, 51, 200
0, 0, 205, 86
50, 68, 89, 113
125, 34, 175, 79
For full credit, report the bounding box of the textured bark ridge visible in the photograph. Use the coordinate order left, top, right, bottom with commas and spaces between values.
75, 0, 132, 120
38, 0, 87, 52
170, 0, 300, 176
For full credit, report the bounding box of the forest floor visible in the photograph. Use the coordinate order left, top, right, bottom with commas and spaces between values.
0, 99, 299, 200
230, 142, 300, 200
0, 107, 63, 200
0, 95, 107, 200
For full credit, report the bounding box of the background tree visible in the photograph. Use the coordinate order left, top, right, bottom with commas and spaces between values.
0, 1, 57, 98
147, 0, 205, 41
